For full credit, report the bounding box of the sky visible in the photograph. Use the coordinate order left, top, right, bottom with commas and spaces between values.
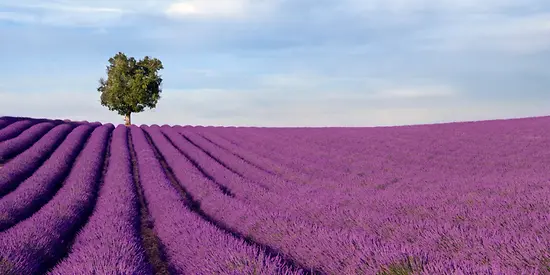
0, 0, 549, 126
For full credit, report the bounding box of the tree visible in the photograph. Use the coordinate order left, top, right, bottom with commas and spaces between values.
98, 52, 164, 126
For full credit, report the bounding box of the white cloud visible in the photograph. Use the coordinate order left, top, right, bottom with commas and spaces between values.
345, 0, 539, 14
1, 84, 544, 127
257, 73, 458, 100
164, 0, 279, 20
336, 0, 550, 54
12, 3, 125, 13
0, 0, 164, 27
0, 11, 36, 23
258, 73, 325, 90
372, 85, 456, 99
165, 0, 248, 18
415, 13, 550, 54
0, 0, 273, 25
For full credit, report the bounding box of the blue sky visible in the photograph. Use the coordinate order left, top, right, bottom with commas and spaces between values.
0, 0, 549, 126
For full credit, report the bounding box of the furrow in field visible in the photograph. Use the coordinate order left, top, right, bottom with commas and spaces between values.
208, 128, 311, 163
160, 126, 267, 199
211, 127, 373, 182
175, 127, 362, 225
193, 128, 281, 175
192, 128, 297, 183
49, 125, 153, 274
0, 120, 37, 143
0, 123, 80, 198
144, 125, 332, 274
151, 125, 434, 274
203, 128, 345, 185
153, 127, 235, 198
178, 126, 301, 193
176, 127, 271, 190
0, 124, 112, 274
0, 124, 94, 231
162, 126, 306, 212
203, 122, 550, 274
171, 126, 389, 241
193, 129, 422, 229
128, 129, 171, 275
178, 130, 247, 179
217, 130, 311, 168
149, 126, 265, 205
0, 122, 57, 162
196, 128, 299, 176
193, 128, 322, 190
134, 126, 308, 274
0, 118, 17, 130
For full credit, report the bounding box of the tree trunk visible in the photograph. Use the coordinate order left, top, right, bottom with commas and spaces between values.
124, 113, 131, 126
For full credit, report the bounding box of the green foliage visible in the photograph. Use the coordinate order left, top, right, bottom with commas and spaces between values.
377, 256, 424, 275
377, 263, 414, 275
97, 52, 164, 119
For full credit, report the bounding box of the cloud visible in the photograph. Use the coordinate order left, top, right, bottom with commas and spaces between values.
258, 73, 327, 90
372, 85, 456, 99
255, 72, 458, 100
345, 0, 540, 14
0, 0, 271, 26
0, 0, 152, 27
1, 0, 549, 128
414, 13, 550, 54
0, 11, 36, 23
0, 72, 466, 127
12, 3, 125, 13
165, 0, 247, 18
163, 0, 279, 20
0, 89, 546, 127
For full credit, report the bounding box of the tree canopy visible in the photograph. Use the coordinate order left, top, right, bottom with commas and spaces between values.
98, 52, 164, 125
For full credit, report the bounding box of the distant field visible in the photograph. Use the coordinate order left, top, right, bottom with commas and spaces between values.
0, 115, 549, 274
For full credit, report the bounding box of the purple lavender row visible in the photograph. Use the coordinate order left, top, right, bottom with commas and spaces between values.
191, 132, 436, 273
191, 128, 300, 184
50, 125, 152, 275
0, 124, 112, 274
178, 127, 314, 196
226, 118, 549, 273
188, 127, 338, 204
166, 126, 314, 215
156, 126, 537, 274
0, 118, 13, 130
166, 126, 406, 252
194, 128, 319, 185
0, 123, 77, 197
204, 121, 550, 272
209, 126, 548, 212
162, 126, 265, 198
239, 118, 550, 186
212, 125, 467, 184
207, 127, 382, 189
172, 127, 363, 230
132, 126, 303, 275
191, 125, 497, 200
208, 128, 337, 182
0, 121, 56, 162
0, 119, 36, 142
176, 127, 295, 192
209, 127, 345, 168
0, 116, 36, 130
144, 126, 385, 274
0, 124, 93, 230
186, 128, 395, 231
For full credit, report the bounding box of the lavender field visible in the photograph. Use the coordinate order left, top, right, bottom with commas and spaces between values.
0, 115, 549, 274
